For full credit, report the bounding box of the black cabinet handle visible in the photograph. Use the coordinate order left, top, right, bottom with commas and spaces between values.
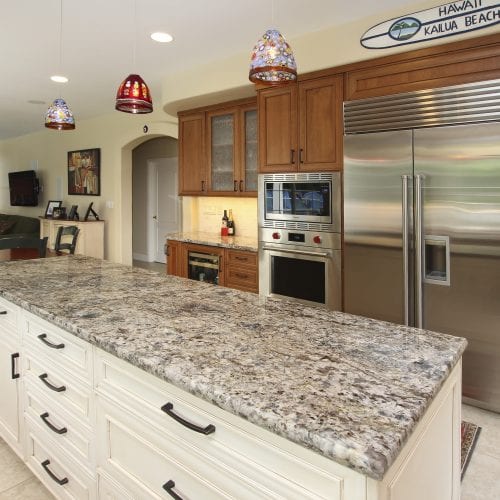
0, 310, 7, 315
239, 180, 244, 192
290, 149, 295, 164
160, 403, 215, 435
234, 180, 238, 192
299, 148, 304, 163
39, 373, 66, 393
40, 412, 67, 435
201, 180, 205, 192
37, 334, 65, 350
11, 353, 20, 379
162, 480, 184, 500
41, 459, 69, 486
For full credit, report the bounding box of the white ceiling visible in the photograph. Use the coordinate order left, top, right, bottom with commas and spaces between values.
1, 0, 420, 140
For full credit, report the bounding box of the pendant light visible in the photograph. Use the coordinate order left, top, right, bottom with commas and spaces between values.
45, 0, 75, 130
115, 0, 153, 113
249, 1, 297, 85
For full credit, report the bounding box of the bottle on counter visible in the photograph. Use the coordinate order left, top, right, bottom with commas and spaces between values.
227, 209, 235, 236
221, 209, 229, 236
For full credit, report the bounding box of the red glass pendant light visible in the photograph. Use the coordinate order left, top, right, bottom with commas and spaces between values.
115, 74, 153, 113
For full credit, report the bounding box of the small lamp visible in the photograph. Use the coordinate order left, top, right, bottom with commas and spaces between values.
249, 29, 297, 85
45, 98, 75, 130
115, 74, 153, 113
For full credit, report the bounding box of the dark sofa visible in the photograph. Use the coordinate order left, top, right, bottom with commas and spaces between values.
0, 213, 40, 239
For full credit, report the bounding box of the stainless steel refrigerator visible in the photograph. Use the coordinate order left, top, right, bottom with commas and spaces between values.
343, 80, 500, 412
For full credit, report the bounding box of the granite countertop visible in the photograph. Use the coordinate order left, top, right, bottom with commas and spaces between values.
166, 231, 258, 252
0, 256, 466, 480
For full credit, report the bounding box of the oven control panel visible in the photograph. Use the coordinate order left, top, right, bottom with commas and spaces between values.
259, 227, 341, 250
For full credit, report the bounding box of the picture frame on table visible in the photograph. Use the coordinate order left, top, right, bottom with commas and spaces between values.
84, 202, 99, 221
67, 148, 101, 196
45, 200, 62, 218
68, 205, 79, 220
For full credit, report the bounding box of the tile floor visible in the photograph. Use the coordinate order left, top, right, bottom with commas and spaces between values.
0, 404, 497, 499
132, 259, 166, 274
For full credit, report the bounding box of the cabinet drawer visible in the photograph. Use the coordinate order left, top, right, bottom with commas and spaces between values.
0, 297, 18, 329
97, 396, 236, 500
24, 356, 93, 426
24, 378, 95, 471
225, 266, 258, 292
95, 349, 355, 499
25, 417, 95, 499
226, 249, 258, 268
24, 313, 93, 384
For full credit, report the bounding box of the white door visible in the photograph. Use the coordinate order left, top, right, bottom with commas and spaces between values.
147, 158, 180, 264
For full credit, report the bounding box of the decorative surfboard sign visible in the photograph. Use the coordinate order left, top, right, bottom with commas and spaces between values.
361, 0, 500, 49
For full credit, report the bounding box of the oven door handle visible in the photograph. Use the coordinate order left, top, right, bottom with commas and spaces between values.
262, 246, 331, 258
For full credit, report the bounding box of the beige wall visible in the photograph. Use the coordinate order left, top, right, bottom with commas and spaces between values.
0, 109, 177, 264
1, 1, 498, 264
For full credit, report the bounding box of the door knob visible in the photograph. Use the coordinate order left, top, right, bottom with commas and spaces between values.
153, 215, 157, 220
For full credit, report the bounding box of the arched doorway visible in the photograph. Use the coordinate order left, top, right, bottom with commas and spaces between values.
131, 137, 179, 272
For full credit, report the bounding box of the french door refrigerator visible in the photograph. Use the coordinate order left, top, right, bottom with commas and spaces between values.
343, 80, 500, 412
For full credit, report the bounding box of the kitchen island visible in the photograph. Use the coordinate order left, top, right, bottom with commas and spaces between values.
0, 256, 466, 499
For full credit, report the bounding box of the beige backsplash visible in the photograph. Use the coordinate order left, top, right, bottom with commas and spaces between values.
182, 196, 258, 239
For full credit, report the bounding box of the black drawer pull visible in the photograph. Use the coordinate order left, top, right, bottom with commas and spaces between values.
239, 180, 244, 192
39, 373, 66, 393
11, 353, 20, 379
0, 310, 7, 315
234, 180, 238, 192
41, 459, 69, 486
37, 333, 65, 350
162, 480, 184, 500
40, 412, 67, 435
161, 402, 215, 435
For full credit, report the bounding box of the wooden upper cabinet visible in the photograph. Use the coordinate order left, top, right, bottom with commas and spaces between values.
179, 112, 207, 195
179, 98, 257, 196
258, 75, 343, 173
299, 75, 343, 172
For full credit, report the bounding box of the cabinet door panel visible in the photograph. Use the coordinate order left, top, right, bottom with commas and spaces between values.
179, 113, 206, 194
208, 110, 236, 193
243, 107, 258, 193
0, 337, 20, 447
258, 86, 298, 172
299, 75, 343, 171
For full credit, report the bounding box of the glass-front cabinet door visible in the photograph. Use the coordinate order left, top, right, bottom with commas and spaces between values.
208, 109, 236, 193
206, 101, 257, 196
242, 106, 258, 193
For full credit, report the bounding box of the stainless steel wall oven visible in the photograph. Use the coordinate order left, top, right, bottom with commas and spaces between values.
258, 172, 342, 310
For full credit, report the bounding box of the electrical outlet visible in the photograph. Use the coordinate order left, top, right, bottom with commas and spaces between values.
106, 200, 114, 209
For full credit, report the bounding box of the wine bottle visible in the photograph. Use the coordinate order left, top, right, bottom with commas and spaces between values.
227, 209, 235, 236
221, 209, 229, 236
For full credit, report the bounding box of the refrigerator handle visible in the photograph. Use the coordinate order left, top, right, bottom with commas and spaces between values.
415, 174, 424, 328
401, 175, 410, 326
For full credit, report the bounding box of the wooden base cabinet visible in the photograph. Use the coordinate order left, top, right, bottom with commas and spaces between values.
166, 240, 258, 293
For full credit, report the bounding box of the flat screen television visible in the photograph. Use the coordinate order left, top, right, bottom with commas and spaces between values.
8, 170, 40, 206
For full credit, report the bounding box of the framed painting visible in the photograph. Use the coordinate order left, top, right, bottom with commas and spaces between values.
67, 148, 101, 196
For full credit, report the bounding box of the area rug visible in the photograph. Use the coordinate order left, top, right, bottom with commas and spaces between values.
461, 420, 481, 480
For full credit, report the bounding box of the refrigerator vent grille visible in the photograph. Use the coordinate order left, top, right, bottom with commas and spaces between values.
263, 220, 332, 232
344, 79, 500, 134
262, 172, 333, 182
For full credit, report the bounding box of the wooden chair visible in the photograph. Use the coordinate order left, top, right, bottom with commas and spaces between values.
0, 236, 48, 257
54, 226, 80, 255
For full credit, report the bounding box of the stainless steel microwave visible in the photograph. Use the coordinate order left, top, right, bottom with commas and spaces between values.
258, 172, 341, 232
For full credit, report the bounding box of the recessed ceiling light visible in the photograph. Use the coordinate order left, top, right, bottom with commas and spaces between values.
50, 75, 69, 83
151, 32, 173, 43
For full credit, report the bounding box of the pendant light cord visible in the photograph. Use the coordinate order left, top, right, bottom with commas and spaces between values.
59, 0, 63, 97
133, 0, 137, 71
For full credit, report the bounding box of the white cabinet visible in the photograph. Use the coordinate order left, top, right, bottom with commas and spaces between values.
21, 312, 96, 498
40, 218, 105, 259
94, 348, 365, 500
0, 295, 462, 500
0, 297, 22, 456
